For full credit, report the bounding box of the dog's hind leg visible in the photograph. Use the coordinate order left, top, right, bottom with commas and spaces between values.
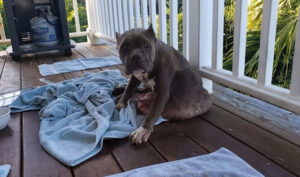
162, 69, 212, 120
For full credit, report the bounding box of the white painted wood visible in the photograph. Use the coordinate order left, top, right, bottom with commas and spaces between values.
104, 0, 112, 37
72, 0, 81, 32
149, 0, 157, 34
213, 84, 300, 146
258, 0, 279, 86
182, 0, 189, 59
199, 67, 300, 115
117, 0, 124, 33
134, 0, 141, 27
112, 0, 119, 33
212, 0, 224, 70
290, 10, 300, 97
108, 0, 115, 37
170, 0, 178, 49
188, 0, 200, 67
232, 0, 248, 77
94, 0, 102, 33
0, 39, 10, 45
69, 31, 89, 37
100, 0, 108, 35
122, 0, 129, 31
199, 0, 213, 93
128, 0, 135, 29
141, 0, 148, 28
159, 0, 167, 42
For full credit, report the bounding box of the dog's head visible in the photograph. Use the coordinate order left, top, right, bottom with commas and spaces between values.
116, 24, 156, 75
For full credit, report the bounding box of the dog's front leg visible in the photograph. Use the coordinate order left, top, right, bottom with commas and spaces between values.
116, 76, 141, 110
130, 79, 170, 144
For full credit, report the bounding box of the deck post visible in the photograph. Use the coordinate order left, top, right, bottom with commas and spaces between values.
188, 0, 213, 93
86, 0, 109, 45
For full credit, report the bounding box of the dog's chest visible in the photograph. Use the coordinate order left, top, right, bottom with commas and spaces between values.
133, 73, 155, 91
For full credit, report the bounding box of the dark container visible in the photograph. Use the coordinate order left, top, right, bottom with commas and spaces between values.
3, 0, 75, 61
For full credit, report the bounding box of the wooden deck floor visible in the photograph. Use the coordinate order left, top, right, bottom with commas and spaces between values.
0, 42, 299, 177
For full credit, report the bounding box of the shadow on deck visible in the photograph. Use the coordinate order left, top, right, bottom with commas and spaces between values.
0, 42, 299, 177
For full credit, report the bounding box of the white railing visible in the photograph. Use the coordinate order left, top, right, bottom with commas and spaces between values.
0, 0, 88, 45
86, 0, 300, 115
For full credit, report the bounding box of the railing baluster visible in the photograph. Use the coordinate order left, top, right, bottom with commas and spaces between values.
232, 0, 248, 77
149, 0, 157, 34
212, 0, 224, 70
170, 0, 178, 49
290, 10, 300, 97
112, 0, 119, 33
117, 0, 124, 33
128, 0, 135, 29
141, 0, 148, 28
0, 10, 6, 40
104, 0, 111, 37
100, 0, 107, 35
134, 0, 141, 27
182, 0, 189, 59
94, 0, 102, 33
72, 0, 81, 32
108, 0, 115, 37
159, 0, 167, 43
258, 0, 279, 86
123, 0, 129, 31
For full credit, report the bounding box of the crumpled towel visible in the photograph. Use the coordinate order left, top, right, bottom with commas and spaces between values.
0, 164, 10, 177
106, 148, 264, 177
10, 70, 165, 166
38, 56, 122, 76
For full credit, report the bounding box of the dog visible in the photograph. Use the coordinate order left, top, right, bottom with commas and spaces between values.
115, 24, 212, 144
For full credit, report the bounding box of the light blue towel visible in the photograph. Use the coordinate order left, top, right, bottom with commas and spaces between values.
38, 56, 122, 76
106, 148, 264, 177
10, 70, 165, 166
0, 164, 10, 177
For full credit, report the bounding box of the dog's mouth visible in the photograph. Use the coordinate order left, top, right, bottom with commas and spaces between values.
132, 70, 147, 81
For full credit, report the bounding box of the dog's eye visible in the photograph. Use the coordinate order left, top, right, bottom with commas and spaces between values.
121, 44, 128, 52
144, 44, 149, 48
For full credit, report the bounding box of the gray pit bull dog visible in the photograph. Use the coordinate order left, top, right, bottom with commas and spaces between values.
115, 24, 212, 144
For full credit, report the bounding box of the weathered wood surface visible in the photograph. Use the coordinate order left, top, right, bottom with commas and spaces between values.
203, 105, 300, 175
0, 113, 21, 177
213, 84, 300, 146
175, 117, 296, 177
0, 43, 298, 177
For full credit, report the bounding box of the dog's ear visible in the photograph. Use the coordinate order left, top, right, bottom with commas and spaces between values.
115, 32, 120, 41
145, 24, 156, 41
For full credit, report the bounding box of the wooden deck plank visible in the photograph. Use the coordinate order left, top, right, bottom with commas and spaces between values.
203, 105, 300, 175
73, 145, 122, 177
21, 55, 72, 177
0, 56, 20, 95
0, 42, 296, 177
149, 122, 208, 161
21, 55, 43, 89
106, 138, 166, 171
174, 117, 296, 177
22, 111, 72, 177
0, 113, 21, 177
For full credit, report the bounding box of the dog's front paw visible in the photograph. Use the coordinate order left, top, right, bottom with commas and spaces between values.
130, 127, 152, 144
116, 101, 126, 110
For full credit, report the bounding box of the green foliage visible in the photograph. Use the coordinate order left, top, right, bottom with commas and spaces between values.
224, 0, 300, 89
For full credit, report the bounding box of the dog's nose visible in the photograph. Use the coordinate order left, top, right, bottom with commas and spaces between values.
132, 55, 141, 62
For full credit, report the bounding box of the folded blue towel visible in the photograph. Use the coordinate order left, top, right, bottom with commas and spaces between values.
38, 56, 122, 76
10, 70, 165, 166
106, 148, 264, 177
0, 164, 10, 177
